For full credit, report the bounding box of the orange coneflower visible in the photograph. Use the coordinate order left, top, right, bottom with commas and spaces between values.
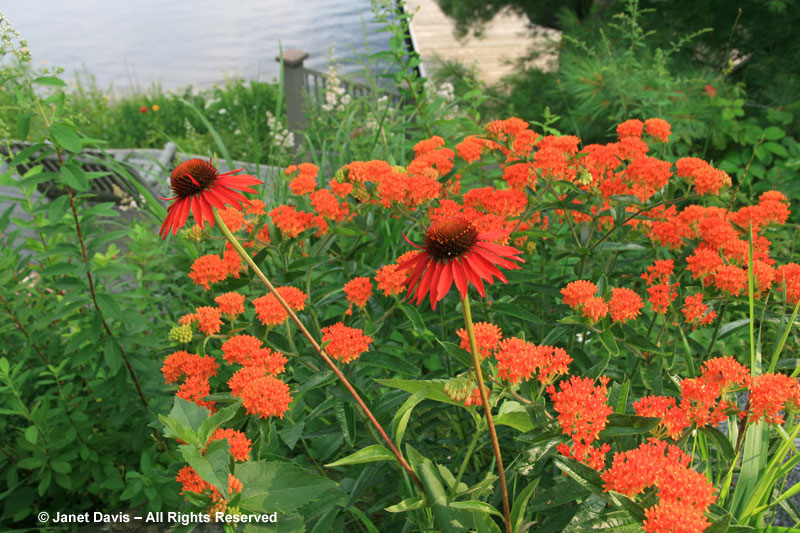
159, 159, 262, 239
399, 215, 524, 309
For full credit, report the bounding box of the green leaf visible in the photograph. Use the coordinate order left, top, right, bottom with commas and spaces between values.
169, 397, 211, 433
103, 337, 122, 375
181, 440, 230, 499
334, 399, 355, 447
700, 426, 735, 461
325, 445, 397, 467
49, 124, 82, 153
375, 378, 462, 407
599, 414, 660, 438
47, 195, 70, 222
593, 242, 647, 252
51, 460, 71, 474
392, 389, 427, 447
197, 401, 241, 445
16, 113, 31, 141
235, 460, 336, 514
495, 401, 535, 433
24, 426, 38, 445
95, 293, 124, 322
763, 141, 789, 158
510, 479, 540, 533
449, 500, 503, 518
33, 76, 67, 87
763, 126, 785, 141
491, 302, 544, 325
386, 497, 426, 513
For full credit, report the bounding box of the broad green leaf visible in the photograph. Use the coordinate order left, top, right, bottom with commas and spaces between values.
60, 164, 88, 191
762, 126, 785, 141
197, 401, 241, 445
495, 401, 535, 433
235, 460, 336, 514
95, 293, 123, 322
325, 445, 396, 467
49, 124, 82, 153
181, 440, 230, 499
167, 397, 211, 434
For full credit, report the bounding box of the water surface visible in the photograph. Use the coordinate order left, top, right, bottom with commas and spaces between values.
2, 0, 390, 93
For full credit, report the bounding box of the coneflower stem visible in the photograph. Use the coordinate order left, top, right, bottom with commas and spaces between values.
461, 294, 512, 533
213, 210, 424, 493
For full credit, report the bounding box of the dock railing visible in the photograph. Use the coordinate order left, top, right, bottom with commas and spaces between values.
276, 49, 403, 139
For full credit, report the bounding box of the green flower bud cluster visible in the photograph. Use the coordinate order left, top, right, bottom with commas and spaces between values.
168, 324, 193, 344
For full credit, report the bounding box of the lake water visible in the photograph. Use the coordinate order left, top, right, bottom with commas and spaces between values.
1, 0, 391, 93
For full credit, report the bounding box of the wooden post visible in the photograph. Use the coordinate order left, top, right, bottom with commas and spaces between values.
276, 49, 309, 138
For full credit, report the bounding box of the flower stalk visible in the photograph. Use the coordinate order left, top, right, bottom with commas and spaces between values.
213, 209, 424, 492
461, 293, 512, 533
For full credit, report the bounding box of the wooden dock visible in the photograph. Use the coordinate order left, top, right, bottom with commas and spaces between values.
405, 0, 560, 86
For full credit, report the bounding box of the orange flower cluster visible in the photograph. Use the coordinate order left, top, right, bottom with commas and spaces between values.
196, 306, 222, 335
228, 366, 292, 420
214, 292, 245, 319
456, 322, 502, 359
681, 293, 716, 329
311, 188, 349, 221
609, 287, 643, 323
189, 252, 243, 290
637, 364, 799, 431
676, 157, 732, 196
495, 338, 572, 384
602, 439, 715, 533
749, 373, 800, 424
208, 428, 252, 462
269, 205, 316, 238
162, 351, 219, 385
252, 286, 307, 327
343, 276, 373, 315
321, 322, 373, 363
547, 376, 612, 470
638, 261, 676, 315
221, 335, 287, 374
374, 263, 408, 296
561, 281, 607, 322
217, 205, 245, 232
286, 163, 318, 196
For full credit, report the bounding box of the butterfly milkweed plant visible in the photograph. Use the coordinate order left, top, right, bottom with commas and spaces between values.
150, 113, 800, 533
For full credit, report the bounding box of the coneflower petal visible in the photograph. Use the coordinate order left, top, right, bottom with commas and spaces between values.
436, 261, 454, 308
415, 263, 437, 306
462, 257, 486, 297
474, 247, 520, 271
476, 241, 526, 261
452, 258, 469, 299
405, 254, 431, 300
428, 261, 444, 306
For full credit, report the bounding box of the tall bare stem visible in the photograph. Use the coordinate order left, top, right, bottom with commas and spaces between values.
461, 294, 511, 533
